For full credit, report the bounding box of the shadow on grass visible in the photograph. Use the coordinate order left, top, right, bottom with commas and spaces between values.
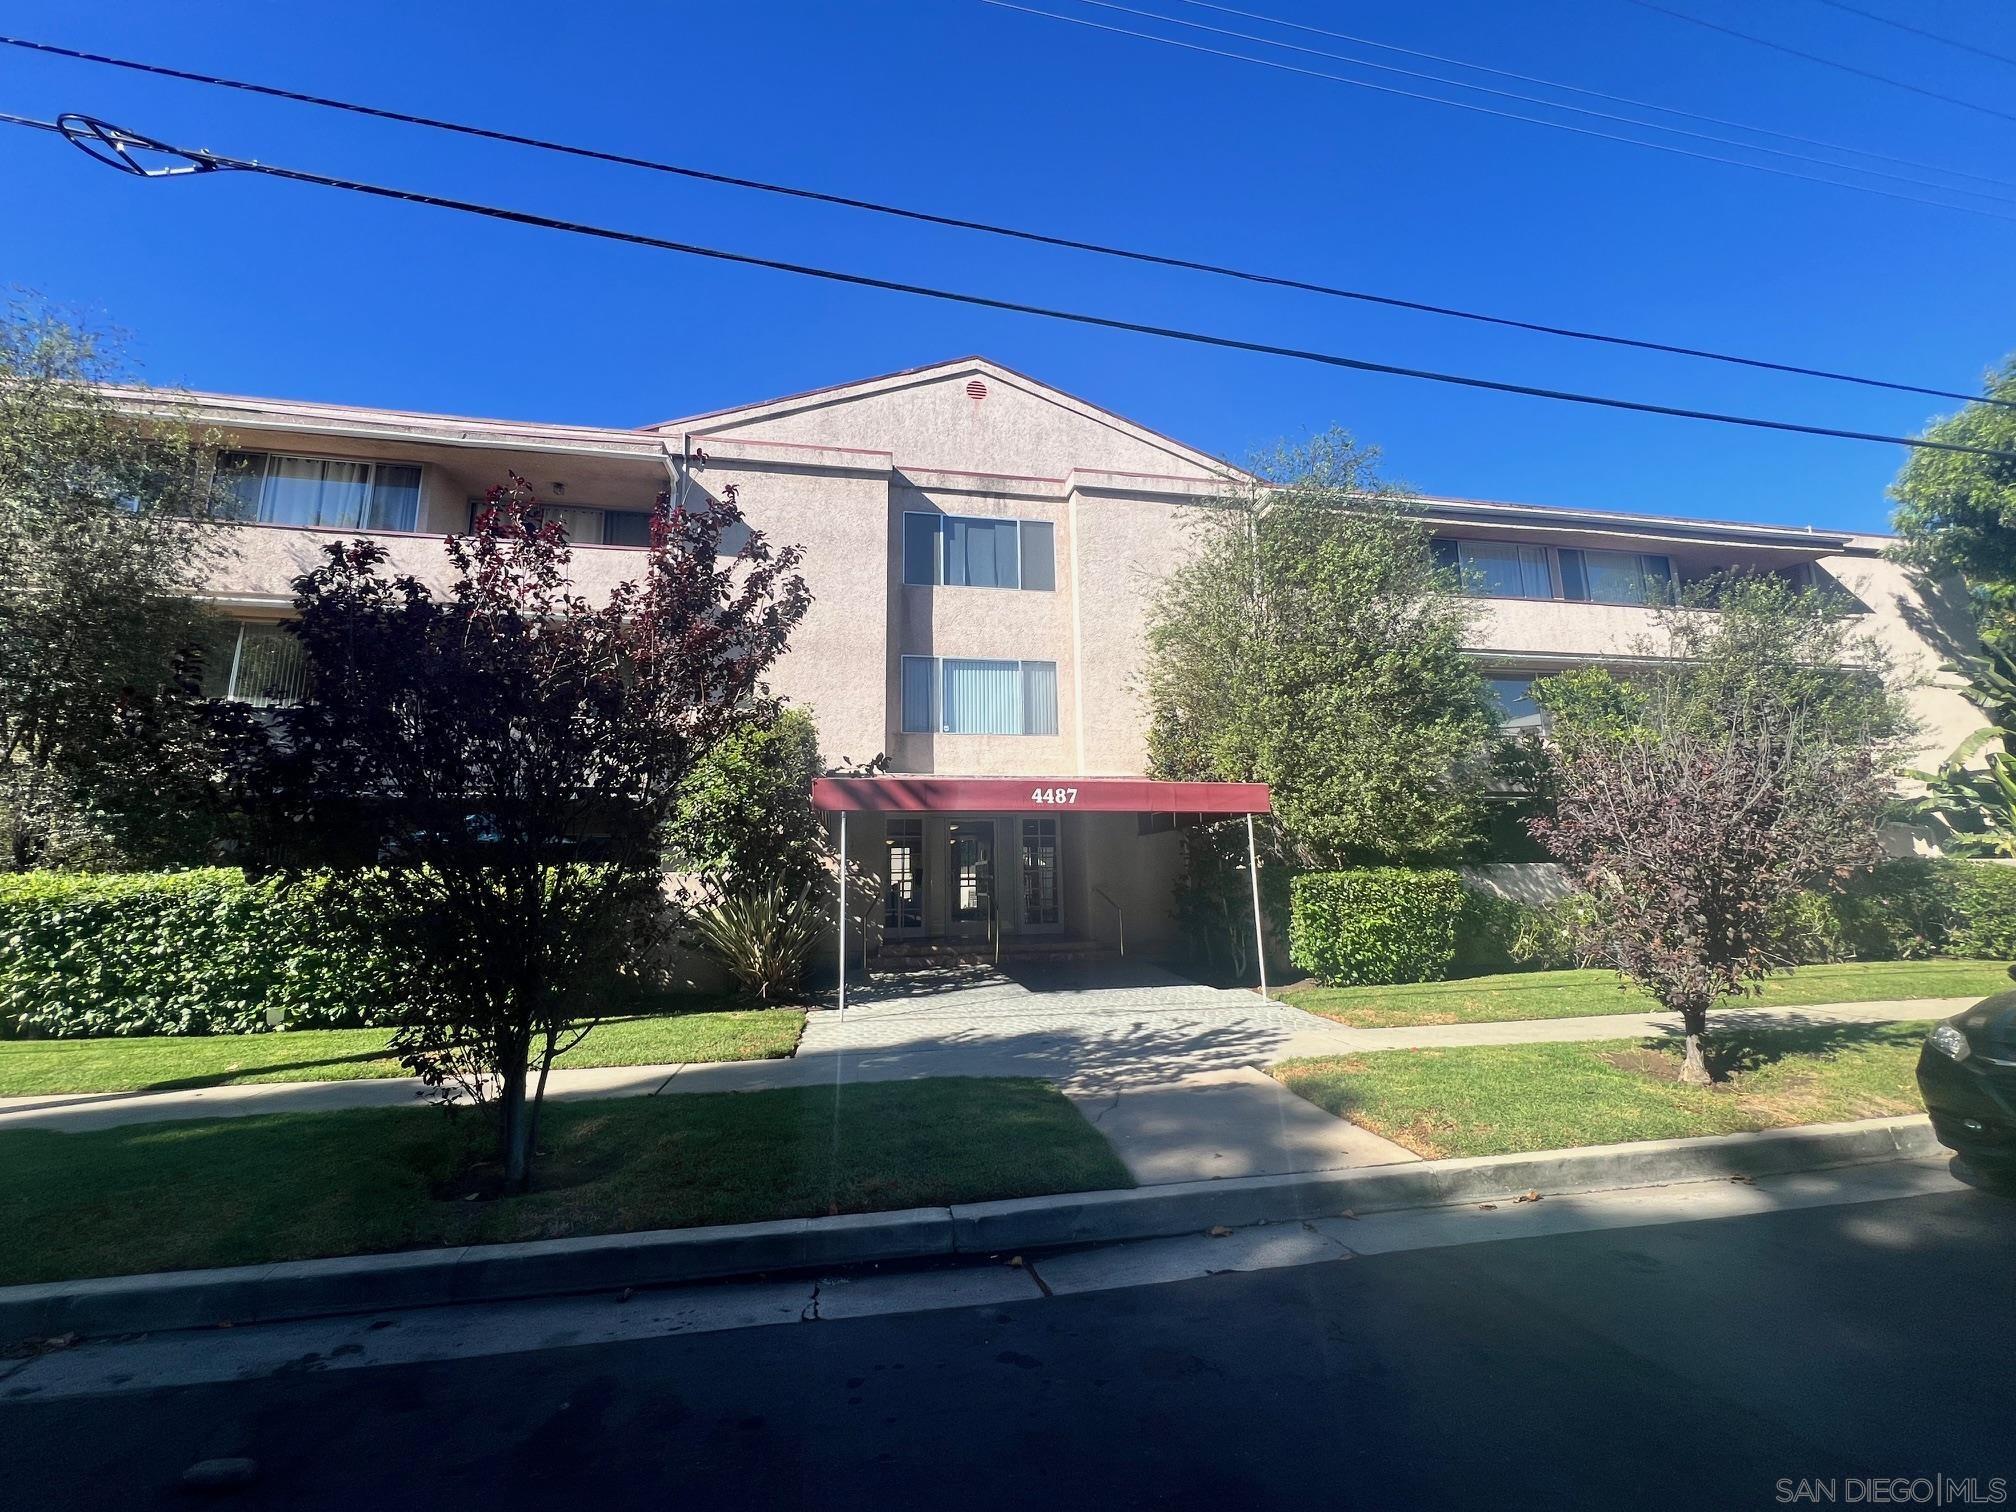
1646, 1018, 1930, 1080
136, 1044, 402, 1095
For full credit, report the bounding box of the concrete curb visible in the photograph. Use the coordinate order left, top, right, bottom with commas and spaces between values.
0, 1115, 1941, 1343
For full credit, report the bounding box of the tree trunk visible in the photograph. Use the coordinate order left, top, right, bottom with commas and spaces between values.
522, 1027, 558, 1177
499, 1055, 533, 1192
1678, 1005, 1713, 1085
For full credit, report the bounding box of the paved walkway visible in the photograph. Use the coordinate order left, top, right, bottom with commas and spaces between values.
0, 967, 1974, 1187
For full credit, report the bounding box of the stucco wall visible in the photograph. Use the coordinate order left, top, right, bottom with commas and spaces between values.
1822, 543, 1984, 773
690, 366, 1231, 483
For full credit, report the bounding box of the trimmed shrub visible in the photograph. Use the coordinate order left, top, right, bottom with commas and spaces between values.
0, 869, 403, 1038
1290, 868, 1468, 986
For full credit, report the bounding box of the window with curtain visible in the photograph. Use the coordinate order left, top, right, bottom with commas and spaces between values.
603, 510, 652, 547
204, 622, 310, 707
1436, 538, 1553, 599
217, 451, 422, 531
900, 657, 1059, 734
902, 513, 1055, 591
1560, 548, 1673, 605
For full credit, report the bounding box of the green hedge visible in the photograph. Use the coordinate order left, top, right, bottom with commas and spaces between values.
0, 869, 404, 1039
1289, 868, 1469, 987
1771, 860, 2016, 964
1948, 862, 2016, 959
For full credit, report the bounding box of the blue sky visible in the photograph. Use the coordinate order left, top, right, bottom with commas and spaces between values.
2, 0, 2011, 531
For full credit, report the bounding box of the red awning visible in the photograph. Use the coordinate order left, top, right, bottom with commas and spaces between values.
811, 776, 1271, 815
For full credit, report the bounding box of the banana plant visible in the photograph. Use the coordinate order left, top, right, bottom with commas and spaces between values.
1901, 644, 2016, 856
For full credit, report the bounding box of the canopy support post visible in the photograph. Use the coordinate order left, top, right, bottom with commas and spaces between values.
1246, 812, 1268, 1002
837, 810, 848, 1017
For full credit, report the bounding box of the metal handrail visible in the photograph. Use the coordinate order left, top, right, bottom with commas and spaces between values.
1091, 886, 1125, 957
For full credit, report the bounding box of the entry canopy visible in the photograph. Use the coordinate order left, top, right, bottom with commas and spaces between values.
810, 776, 1271, 815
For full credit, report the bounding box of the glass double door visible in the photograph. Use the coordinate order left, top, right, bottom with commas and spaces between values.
883, 816, 1064, 940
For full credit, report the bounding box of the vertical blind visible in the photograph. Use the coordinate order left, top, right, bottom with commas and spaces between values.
941, 658, 1023, 734
901, 657, 1060, 735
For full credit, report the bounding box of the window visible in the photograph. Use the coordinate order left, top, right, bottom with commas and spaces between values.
603, 510, 653, 547
1486, 674, 1547, 730
205, 622, 310, 707
1559, 548, 1672, 606
901, 656, 937, 733
1435, 538, 1552, 599
461, 502, 727, 551
900, 656, 1059, 735
219, 451, 421, 532
1435, 537, 1675, 607
902, 513, 1055, 591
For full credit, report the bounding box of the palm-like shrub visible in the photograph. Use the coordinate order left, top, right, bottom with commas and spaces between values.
691, 884, 824, 999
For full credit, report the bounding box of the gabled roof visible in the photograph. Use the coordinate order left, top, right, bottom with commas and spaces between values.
643, 355, 1254, 483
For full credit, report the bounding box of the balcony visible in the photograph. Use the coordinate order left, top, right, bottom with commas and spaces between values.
197, 521, 653, 609
1463, 595, 1701, 664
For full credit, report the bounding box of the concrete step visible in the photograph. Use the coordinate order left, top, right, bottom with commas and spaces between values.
874, 937, 1121, 969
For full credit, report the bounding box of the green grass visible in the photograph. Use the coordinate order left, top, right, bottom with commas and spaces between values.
0, 1077, 1131, 1286
1281, 959, 2011, 1029
0, 1006, 805, 1097
1274, 1021, 1934, 1160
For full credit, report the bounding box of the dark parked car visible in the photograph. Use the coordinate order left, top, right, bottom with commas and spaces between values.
1918, 990, 2016, 1168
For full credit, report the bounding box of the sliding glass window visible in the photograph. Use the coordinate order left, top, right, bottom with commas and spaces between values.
203, 622, 310, 707
902, 512, 1055, 591
1435, 538, 1553, 599
900, 656, 1060, 735
218, 451, 422, 532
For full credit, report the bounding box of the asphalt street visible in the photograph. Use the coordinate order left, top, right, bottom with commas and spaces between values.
4, 1181, 2011, 1512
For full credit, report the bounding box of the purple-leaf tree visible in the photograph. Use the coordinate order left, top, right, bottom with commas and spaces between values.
1530, 722, 1884, 1084
233, 475, 809, 1189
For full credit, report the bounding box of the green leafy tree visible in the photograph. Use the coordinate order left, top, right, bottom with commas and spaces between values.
1142, 432, 1497, 966
1144, 432, 1497, 863
0, 298, 229, 869
1889, 357, 2016, 640
661, 705, 827, 892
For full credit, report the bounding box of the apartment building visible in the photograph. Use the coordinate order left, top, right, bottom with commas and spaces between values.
136, 356, 1982, 960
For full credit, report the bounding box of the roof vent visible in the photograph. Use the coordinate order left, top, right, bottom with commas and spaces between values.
965, 378, 989, 402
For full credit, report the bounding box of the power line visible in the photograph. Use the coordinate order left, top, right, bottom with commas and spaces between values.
1809, 0, 2016, 72
1171, 0, 2016, 194
7, 110, 2014, 465
1061, 0, 2016, 206
978, 0, 2016, 223
3, 34, 2006, 412
1624, 0, 2016, 126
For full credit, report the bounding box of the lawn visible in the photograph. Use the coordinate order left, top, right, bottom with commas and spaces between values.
1281, 959, 2010, 1029
0, 1006, 805, 1097
1273, 1020, 1934, 1160
0, 1077, 1131, 1285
